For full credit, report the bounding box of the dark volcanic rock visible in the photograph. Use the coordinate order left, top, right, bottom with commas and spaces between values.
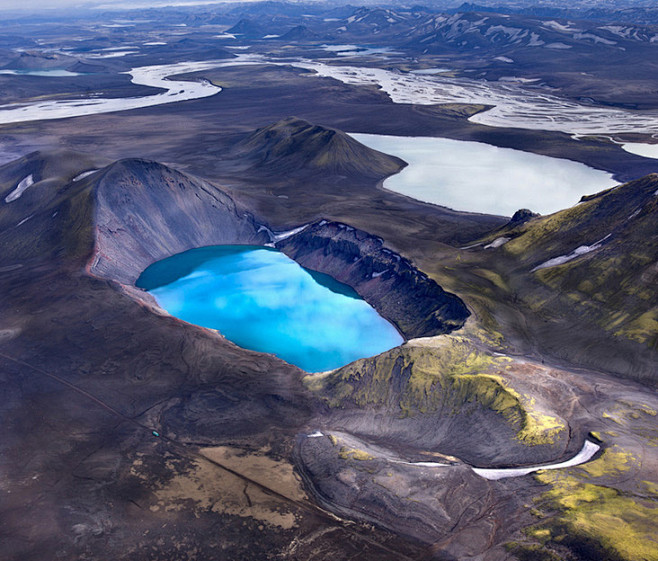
275, 220, 470, 339
507, 208, 540, 227
228, 117, 407, 179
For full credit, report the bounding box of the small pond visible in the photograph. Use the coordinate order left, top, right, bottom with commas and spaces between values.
137, 245, 403, 372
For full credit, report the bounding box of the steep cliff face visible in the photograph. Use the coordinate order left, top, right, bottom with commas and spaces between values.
0, 152, 271, 284
276, 220, 470, 339
90, 159, 269, 284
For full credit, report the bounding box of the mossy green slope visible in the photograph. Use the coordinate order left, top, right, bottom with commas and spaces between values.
435, 174, 658, 383
503, 175, 658, 349
511, 447, 658, 561
306, 338, 566, 448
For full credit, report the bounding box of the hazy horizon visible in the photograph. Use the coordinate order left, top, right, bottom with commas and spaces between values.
0, 0, 653, 13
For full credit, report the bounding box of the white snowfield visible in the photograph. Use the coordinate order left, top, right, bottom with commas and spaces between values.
5, 174, 34, 203
72, 170, 100, 182
472, 440, 601, 480
272, 224, 310, 242
484, 237, 511, 249
391, 460, 449, 467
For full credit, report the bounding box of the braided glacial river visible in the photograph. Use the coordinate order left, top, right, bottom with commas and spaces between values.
2, 54, 658, 140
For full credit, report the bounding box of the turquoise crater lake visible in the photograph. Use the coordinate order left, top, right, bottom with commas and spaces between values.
136, 245, 404, 372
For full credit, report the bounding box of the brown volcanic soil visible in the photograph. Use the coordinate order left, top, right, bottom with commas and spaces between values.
0, 143, 656, 561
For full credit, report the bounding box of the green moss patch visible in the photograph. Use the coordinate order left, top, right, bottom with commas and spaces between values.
522, 461, 658, 561
577, 446, 637, 479
306, 338, 565, 446
338, 446, 374, 462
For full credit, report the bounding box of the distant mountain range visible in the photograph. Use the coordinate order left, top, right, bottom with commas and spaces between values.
223, 6, 658, 52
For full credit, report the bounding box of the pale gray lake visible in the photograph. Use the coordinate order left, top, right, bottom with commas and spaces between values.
351, 133, 617, 216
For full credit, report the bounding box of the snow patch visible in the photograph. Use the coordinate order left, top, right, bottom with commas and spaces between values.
5, 174, 34, 203
88, 51, 139, 58
17, 214, 34, 226
391, 460, 449, 467
573, 32, 616, 45
72, 169, 99, 182
307, 431, 324, 438
527, 33, 544, 46
273, 224, 310, 242
257, 225, 275, 242
627, 208, 641, 221
532, 235, 611, 271
484, 237, 510, 249
473, 440, 600, 480
498, 77, 540, 84
543, 20, 581, 32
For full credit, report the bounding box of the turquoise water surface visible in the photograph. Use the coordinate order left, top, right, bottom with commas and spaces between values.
137, 245, 403, 372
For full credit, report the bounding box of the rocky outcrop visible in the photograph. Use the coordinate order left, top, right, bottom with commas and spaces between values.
506, 208, 540, 227
276, 220, 470, 339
